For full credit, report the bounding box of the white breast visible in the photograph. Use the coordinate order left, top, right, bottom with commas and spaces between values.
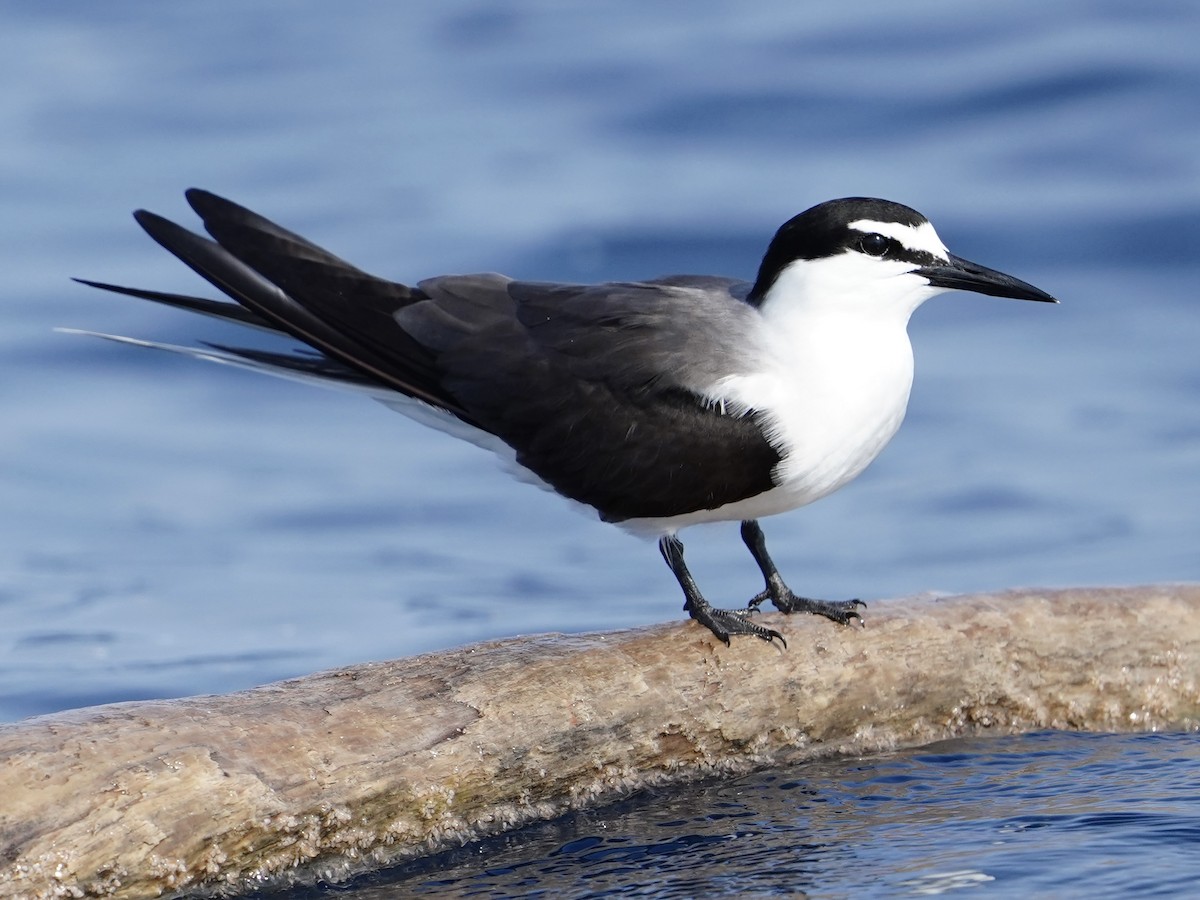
749, 310, 915, 501
622, 255, 933, 537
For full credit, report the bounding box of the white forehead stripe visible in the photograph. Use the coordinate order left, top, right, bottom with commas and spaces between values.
848, 218, 949, 260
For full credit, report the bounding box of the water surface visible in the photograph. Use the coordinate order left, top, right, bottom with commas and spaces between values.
257, 731, 1200, 898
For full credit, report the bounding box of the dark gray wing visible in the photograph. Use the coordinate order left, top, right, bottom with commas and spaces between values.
86, 190, 780, 520
404, 275, 780, 521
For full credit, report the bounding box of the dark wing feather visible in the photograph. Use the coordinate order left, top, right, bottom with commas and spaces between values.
405, 276, 780, 520
88, 190, 780, 520
134, 193, 466, 418
507, 277, 755, 389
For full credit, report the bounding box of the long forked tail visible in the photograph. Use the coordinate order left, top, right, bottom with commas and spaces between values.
56, 326, 383, 390
72, 278, 277, 331
75, 189, 471, 421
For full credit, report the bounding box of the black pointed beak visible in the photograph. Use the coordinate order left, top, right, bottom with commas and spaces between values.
917, 254, 1057, 303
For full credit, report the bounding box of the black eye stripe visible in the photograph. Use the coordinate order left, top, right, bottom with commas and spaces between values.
850, 233, 942, 267
856, 233, 893, 257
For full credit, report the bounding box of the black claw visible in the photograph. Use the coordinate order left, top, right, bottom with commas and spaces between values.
782, 594, 865, 625
687, 602, 786, 648
747, 590, 865, 627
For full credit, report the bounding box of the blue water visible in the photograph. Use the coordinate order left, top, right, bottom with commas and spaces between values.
262, 731, 1200, 899
2, 0, 1198, 894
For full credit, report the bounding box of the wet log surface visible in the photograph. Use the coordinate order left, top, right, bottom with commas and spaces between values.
2, 585, 1198, 899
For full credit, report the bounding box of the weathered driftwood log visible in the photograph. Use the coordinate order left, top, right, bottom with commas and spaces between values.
2, 585, 1198, 899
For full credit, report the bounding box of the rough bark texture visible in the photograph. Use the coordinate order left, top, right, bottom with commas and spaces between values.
2, 585, 1198, 899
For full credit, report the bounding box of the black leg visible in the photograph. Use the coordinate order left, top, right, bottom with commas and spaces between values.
658, 534, 784, 647
740, 520, 865, 625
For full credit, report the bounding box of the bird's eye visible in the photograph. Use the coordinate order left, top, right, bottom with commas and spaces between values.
858, 233, 890, 257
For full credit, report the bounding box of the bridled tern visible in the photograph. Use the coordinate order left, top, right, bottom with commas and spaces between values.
74, 190, 1056, 646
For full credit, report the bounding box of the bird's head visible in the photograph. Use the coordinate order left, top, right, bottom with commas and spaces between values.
747, 198, 1056, 319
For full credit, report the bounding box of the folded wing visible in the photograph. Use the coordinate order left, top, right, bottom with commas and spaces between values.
81, 190, 782, 521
